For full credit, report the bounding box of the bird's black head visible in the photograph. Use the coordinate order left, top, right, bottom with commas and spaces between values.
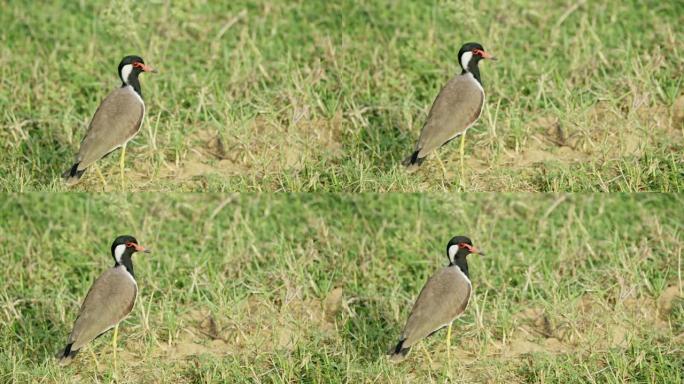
445, 235, 481, 277
117, 55, 155, 95
457, 42, 496, 83
110, 235, 149, 275
118, 55, 146, 69
446, 235, 480, 262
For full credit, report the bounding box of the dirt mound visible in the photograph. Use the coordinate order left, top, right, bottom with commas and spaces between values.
498, 99, 677, 169
158, 111, 344, 183
158, 287, 345, 361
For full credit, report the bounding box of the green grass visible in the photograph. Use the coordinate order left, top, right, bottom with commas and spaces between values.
1, 193, 682, 382
1, 1, 682, 191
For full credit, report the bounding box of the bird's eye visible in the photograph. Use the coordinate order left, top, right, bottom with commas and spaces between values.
125, 242, 134, 248
132, 62, 143, 69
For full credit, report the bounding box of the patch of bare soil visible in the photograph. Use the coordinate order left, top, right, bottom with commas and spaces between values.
658, 285, 682, 317
463, 96, 681, 178
159, 111, 344, 183
157, 288, 345, 361
156, 310, 235, 360
500, 288, 680, 357
673, 95, 684, 128
514, 116, 589, 167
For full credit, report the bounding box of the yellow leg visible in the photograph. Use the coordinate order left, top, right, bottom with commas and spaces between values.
94, 164, 107, 190
119, 144, 127, 190
420, 342, 435, 368
112, 324, 119, 374
89, 348, 100, 371
446, 323, 452, 370
436, 154, 448, 186
459, 131, 467, 188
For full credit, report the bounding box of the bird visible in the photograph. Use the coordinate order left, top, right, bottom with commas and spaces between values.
403, 43, 495, 172
390, 236, 482, 361
58, 235, 150, 366
62, 55, 156, 188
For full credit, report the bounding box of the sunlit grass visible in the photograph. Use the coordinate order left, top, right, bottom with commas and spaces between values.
0, 0, 682, 191
1, 193, 682, 382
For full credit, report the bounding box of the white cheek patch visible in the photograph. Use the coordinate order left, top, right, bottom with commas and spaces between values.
448, 244, 459, 264
460, 51, 473, 72
114, 244, 126, 263
120, 64, 133, 84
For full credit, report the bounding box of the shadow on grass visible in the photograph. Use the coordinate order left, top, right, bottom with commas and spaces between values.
339, 295, 398, 363
352, 106, 417, 172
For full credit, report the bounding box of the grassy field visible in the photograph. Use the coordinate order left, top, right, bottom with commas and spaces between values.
1, 1, 682, 192
1, 193, 682, 382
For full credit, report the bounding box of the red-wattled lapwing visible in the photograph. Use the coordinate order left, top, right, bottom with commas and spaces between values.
58, 235, 150, 367
390, 236, 481, 362
62, 56, 155, 188
403, 43, 495, 177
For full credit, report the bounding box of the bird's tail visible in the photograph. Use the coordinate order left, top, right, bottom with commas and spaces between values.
62, 163, 85, 186
57, 343, 79, 366
402, 150, 424, 167
389, 339, 411, 361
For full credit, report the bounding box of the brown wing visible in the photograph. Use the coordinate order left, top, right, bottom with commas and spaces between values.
400, 266, 471, 348
67, 267, 137, 351
415, 74, 484, 158
75, 87, 144, 170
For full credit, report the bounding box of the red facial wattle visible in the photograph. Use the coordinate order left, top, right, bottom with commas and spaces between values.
458, 242, 478, 254
472, 49, 496, 60
132, 62, 155, 72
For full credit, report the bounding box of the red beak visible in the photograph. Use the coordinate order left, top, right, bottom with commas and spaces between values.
473, 49, 497, 61
132, 243, 151, 253
461, 243, 483, 255
479, 51, 496, 61
134, 62, 157, 73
